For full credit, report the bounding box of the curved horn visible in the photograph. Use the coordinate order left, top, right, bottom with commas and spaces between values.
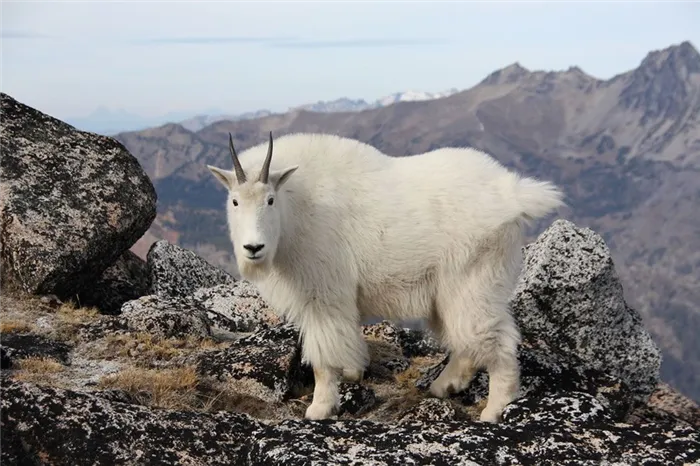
258, 131, 274, 184
228, 133, 247, 183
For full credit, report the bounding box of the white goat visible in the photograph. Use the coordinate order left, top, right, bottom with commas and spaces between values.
207, 132, 564, 422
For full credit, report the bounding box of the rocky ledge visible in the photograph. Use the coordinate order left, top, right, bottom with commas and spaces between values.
1, 95, 698, 465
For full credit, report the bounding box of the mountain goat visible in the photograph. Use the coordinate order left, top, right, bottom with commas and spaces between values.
207, 132, 564, 422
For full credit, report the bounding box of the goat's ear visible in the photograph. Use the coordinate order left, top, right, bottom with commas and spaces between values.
269, 165, 298, 190
207, 165, 235, 190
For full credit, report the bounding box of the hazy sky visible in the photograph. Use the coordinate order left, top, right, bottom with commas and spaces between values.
3, 1, 699, 120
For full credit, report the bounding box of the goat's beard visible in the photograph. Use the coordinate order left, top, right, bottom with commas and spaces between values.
236, 252, 273, 281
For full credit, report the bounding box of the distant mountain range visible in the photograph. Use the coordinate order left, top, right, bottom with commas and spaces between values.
114, 41, 700, 403
66, 89, 461, 135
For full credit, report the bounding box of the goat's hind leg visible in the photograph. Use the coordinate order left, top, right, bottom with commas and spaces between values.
429, 273, 521, 422
429, 350, 478, 398
479, 339, 520, 423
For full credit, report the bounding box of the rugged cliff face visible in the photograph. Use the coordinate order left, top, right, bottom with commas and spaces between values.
116, 41, 700, 402
1, 93, 698, 465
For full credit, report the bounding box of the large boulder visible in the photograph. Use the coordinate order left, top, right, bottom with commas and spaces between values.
512, 219, 662, 401
0, 93, 156, 299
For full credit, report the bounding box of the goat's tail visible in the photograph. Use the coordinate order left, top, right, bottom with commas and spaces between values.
513, 176, 566, 225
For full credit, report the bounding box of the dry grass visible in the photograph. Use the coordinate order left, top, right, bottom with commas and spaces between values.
50, 301, 101, 341
0, 319, 34, 334
87, 332, 230, 367
96, 363, 308, 419
98, 366, 201, 410
13, 356, 65, 384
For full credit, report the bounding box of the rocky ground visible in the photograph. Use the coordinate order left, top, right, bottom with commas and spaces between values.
1, 92, 699, 465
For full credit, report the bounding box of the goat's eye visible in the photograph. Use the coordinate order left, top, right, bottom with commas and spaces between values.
232, 199, 238, 207
267, 197, 274, 206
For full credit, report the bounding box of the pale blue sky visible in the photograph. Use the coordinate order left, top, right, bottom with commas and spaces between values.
2, 0, 699, 121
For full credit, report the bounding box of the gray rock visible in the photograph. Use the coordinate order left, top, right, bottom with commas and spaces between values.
397, 398, 460, 423
511, 219, 662, 401
120, 294, 212, 339
147, 240, 237, 299
77, 250, 151, 315
197, 324, 312, 403
0, 333, 72, 367
0, 378, 257, 465
191, 283, 282, 333
338, 383, 377, 416
362, 320, 442, 359
502, 392, 613, 426
5, 378, 697, 466
0, 93, 156, 298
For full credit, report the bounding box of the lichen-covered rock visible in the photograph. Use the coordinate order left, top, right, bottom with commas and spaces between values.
77, 250, 151, 315
197, 324, 312, 403
398, 398, 460, 423
644, 382, 700, 427
362, 320, 442, 359
416, 344, 634, 420
120, 294, 212, 339
0, 93, 157, 298
338, 383, 377, 416
397, 327, 442, 358
191, 283, 281, 332
502, 392, 613, 426
0, 333, 72, 367
512, 219, 661, 401
0, 378, 258, 466
147, 240, 237, 298
3, 375, 699, 465
76, 314, 130, 342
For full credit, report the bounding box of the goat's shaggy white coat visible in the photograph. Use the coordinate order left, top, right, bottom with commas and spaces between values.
208, 133, 565, 422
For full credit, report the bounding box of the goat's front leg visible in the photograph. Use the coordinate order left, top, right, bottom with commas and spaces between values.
301, 306, 369, 420
305, 366, 341, 420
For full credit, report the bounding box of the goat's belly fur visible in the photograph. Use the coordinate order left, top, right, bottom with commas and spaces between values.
356, 273, 437, 322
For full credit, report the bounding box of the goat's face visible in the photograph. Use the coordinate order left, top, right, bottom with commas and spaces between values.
207, 133, 297, 272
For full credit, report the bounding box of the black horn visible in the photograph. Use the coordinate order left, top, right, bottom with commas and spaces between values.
258, 131, 274, 184
229, 133, 247, 184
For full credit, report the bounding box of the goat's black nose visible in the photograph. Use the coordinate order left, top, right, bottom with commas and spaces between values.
243, 243, 265, 254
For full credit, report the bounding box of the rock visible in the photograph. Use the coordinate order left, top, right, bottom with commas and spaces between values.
0, 333, 72, 367
0, 93, 157, 298
397, 327, 442, 358
147, 240, 237, 299
398, 398, 460, 423
416, 344, 634, 420
77, 250, 151, 315
0, 378, 258, 466
191, 283, 282, 333
6, 379, 696, 465
197, 324, 312, 403
502, 392, 613, 426
645, 382, 700, 427
92, 389, 140, 405
362, 320, 442, 359
338, 383, 377, 416
512, 219, 661, 401
76, 315, 130, 342
120, 294, 212, 339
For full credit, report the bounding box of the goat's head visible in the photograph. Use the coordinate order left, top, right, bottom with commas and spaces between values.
207, 132, 298, 271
